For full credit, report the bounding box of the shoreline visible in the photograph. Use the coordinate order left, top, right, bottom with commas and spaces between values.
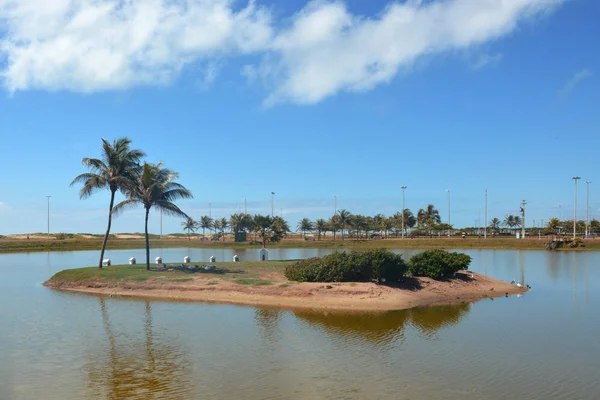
45, 271, 527, 312
3, 236, 597, 254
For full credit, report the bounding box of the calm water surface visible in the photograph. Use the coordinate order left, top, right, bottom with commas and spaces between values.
1, 248, 598, 399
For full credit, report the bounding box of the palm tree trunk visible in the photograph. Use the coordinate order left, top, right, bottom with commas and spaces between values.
145, 207, 151, 271
98, 190, 116, 269
342, 224, 345, 241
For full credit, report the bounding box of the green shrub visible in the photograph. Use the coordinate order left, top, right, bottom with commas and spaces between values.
284, 249, 407, 283
407, 249, 471, 280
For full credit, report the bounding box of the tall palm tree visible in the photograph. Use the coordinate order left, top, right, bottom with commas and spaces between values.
70, 137, 145, 268
315, 219, 327, 240
199, 216, 213, 238
297, 218, 314, 239
503, 215, 516, 232
181, 217, 197, 240
337, 209, 351, 241
417, 204, 441, 235
114, 162, 193, 270
489, 218, 501, 234
219, 217, 229, 241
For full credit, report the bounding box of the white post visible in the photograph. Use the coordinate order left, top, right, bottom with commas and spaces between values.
484, 189, 488, 239
401, 186, 407, 239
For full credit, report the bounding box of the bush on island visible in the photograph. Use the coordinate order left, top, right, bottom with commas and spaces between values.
407, 249, 471, 280
284, 249, 407, 283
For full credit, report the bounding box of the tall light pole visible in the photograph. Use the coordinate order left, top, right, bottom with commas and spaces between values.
520, 200, 526, 240
209, 202, 212, 218
445, 189, 451, 225
333, 194, 337, 215
46, 196, 51, 240
585, 181, 591, 238
244, 198, 247, 215
573, 177, 580, 239
484, 189, 488, 239
271, 192, 275, 217
160, 209, 163, 239
401, 186, 407, 239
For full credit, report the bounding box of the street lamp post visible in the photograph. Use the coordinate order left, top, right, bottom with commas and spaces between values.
573, 177, 580, 239
271, 192, 275, 217
484, 189, 488, 239
585, 181, 591, 238
445, 189, 451, 237
401, 186, 407, 239
244, 198, 247, 215
520, 200, 526, 240
46, 196, 51, 240
334, 194, 337, 216
209, 202, 212, 218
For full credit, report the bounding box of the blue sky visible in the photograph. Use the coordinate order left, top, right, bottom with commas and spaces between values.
0, 0, 598, 235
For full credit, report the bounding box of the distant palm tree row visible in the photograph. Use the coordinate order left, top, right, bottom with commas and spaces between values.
191, 204, 453, 241
71, 138, 192, 270
184, 214, 291, 248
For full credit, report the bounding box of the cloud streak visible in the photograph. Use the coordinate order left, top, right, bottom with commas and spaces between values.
559, 68, 593, 95
0, 0, 565, 104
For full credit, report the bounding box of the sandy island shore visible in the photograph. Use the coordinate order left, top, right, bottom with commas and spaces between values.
46, 271, 527, 312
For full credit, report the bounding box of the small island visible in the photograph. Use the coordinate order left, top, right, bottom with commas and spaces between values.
45, 250, 527, 311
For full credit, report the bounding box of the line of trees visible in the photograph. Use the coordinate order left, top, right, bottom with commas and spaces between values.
188, 204, 459, 242
71, 138, 193, 270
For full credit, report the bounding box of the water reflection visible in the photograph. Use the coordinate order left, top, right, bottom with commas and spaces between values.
84, 298, 191, 399
254, 308, 282, 343
293, 303, 471, 345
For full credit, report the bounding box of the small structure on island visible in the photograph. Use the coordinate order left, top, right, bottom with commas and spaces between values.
209, 256, 216, 263
128, 257, 136, 265
259, 248, 268, 261
233, 254, 240, 262
102, 259, 111, 267
155, 256, 162, 264
184, 256, 190, 263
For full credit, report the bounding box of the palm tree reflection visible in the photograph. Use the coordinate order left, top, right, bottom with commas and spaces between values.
85, 298, 190, 399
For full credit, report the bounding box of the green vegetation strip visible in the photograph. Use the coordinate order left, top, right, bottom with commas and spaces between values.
46, 261, 293, 286
6, 236, 600, 254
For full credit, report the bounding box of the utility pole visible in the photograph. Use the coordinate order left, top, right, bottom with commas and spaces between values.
573, 177, 580, 239
209, 202, 212, 218
484, 189, 488, 239
334, 194, 337, 216
46, 196, 51, 240
244, 198, 247, 215
520, 200, 526, 240
401, 186, 407, 239
271, 192, 275, 218
585, 181, 591, 238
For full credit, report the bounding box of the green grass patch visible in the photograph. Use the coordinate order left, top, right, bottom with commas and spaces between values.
233, 278, 272, 286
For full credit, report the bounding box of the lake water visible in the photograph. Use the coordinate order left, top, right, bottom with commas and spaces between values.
1, 248, 598, 400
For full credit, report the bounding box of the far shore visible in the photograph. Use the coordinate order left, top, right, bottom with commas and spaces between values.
2, 233, 598, 253
44, 261, 527, 312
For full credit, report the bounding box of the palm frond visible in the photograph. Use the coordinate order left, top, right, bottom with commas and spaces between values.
112, 199, 141, 217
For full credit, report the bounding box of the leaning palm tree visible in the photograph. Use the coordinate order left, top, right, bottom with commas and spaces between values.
219, 217, 229, 241
114, 162, 193, 270
182, 217, 197, 240
70, 137, 145, 268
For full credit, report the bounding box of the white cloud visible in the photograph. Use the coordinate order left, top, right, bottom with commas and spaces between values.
0, 0, 565, 104
0, 0, 273, 92
559, 68, 593, 95
260, 0, 564, 105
